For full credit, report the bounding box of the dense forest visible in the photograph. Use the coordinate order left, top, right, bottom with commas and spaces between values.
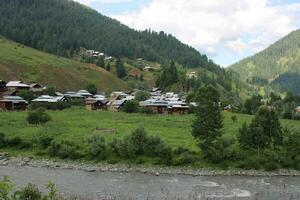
0, 0, 217, 69
230, 29, 300, 95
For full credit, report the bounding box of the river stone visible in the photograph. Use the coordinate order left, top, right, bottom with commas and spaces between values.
85, 167, 97, 172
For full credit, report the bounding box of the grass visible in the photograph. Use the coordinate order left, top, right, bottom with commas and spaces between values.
0, 36, 128, 92
1, 108, 300, 158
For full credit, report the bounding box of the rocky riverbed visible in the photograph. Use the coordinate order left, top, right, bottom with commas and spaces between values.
1, 152, 300, 177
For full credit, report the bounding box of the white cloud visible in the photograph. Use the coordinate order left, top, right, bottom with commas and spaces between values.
113, 0, 300, 64
74, 0, 131, 6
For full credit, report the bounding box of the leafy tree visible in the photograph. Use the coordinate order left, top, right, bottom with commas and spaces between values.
238, 107, 283, 152
43, 86, 56, 96
18, 90, 36, 101
192, 85, 223, 156
135, 91, 150, 101
85, 83, 97, 95
116, 58, 127, 78
122, 100, 139, 113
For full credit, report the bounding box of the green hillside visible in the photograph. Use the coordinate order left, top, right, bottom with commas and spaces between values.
0, 36, 128, 92
230, 29, 300, 95
0, 0, 216, 70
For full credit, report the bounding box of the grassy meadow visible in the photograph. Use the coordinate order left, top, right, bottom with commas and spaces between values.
1, 108, 300, 160
0, 36, 127, 92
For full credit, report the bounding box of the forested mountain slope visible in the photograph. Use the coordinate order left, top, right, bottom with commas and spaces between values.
230, 29, 300, 94
0, 36, 127, 91
0, 0, 216, 69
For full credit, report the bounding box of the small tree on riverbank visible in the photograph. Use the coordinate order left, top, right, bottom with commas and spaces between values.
192, 85, 223, 157
238, 107, 283, 153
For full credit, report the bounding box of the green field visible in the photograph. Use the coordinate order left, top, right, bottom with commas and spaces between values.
1, 109, 300, 158
0, 36, 127, 92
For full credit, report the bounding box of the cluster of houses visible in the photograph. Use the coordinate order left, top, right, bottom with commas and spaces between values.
0, 80, 190, 115
85, 50, 112, 61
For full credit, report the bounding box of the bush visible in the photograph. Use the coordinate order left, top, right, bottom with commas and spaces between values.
174, 147, 189, 155
27, 108, 51, 125
87, 135, 109, 160
110, 127, 173, 164
18, 183, 42, 200
173, 152, 195, 166
264, 161, 280, 171
237, 155, 262, 170
122, 100, 139, 113
48, 140, 81, 159
5, 136, 23, 147
34, 133, 54, 149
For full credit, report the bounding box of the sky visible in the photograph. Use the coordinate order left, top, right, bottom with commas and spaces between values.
74, 0, 300, 66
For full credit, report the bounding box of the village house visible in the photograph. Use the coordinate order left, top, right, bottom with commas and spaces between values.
0, 96, 28, 111
6, 81, 30, 91
140, 100, 170, 114
76, 90, 93, 98
224, 105, 232, 112
110, 91, 127, 100
168, 105, 189, 115
0, 80, 6, 92
93, 94, 106, 101
296, 106, 300, 114
187, 71, 197, 79
143, 66, 155, 72
29, 83, 43, 93
32, 95, 65, 104
64, 91, 85, 100
85, 98, 108, 111
107, 99, 127, 112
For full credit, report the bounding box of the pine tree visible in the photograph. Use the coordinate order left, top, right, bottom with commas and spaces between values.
96, 57, 105, 68
116, 58, 127, 78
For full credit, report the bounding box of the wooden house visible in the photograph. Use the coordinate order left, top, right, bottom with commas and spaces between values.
0, 96, 28, 111
85, 98, 108, 111
6, 81, 30, 91
168, 105, 189, 115
29, 83, 43, 93
140, 100, 169, 114
107, 99, 127, 112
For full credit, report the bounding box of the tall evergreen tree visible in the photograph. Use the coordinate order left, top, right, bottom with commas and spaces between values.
116, 58, 127, 78
96, 57, 105, 68
192, 85, 223, 156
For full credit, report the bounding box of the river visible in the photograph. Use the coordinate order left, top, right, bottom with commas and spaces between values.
1, 165, 300, 200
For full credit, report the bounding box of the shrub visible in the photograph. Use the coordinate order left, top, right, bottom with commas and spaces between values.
174, 147, 189, 155
122, 100, 139, 113
27, 108, 51, 125
17, 183, 42, 200
264, 161, 280, 171
110, 127, 173, 164
173, 152, 195, 166
87, 135, 109, 160
48, 140, 81, 159
5, 136, 22, 147
237, 156, 262, 170
34, 133, 54, 149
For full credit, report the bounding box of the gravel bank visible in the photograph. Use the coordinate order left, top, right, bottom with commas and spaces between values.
1, 152, 300, 177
